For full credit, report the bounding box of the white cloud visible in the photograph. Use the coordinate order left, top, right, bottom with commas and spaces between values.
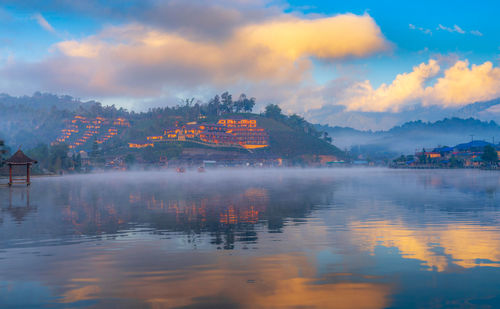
409, 24, 432, 35
436, 24, 482, 36
340, 60, 440, 112
437, 24, 464, 34
424, 60, 500, 106
33, 13, 56, 34
337, 59, 500, 112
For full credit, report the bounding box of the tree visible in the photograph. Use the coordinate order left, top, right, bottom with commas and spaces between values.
235, 94, 256, 113
481, 145, 498, 165
243, 97, 255, 112
208, 95, 221, 117
418, 148, 427, 164
220, 92, 233, 113
322, 132, 332, 143
74, 153, 82, 172
264, 104, 282, 119
90, 138, 100, 163
27, 143, 49, 171
0, 139, 5, 166
124, 154, 136, 166
48, 143, 70, 173
288, 114, 306, 129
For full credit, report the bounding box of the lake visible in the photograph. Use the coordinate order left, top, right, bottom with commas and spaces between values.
1, 168, 500, 308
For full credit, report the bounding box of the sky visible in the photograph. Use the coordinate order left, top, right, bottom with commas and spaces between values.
1, 0, 500, 128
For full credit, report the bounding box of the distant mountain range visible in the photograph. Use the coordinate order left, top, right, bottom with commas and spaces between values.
317, 117, 500, 158
307, 97, 500, 131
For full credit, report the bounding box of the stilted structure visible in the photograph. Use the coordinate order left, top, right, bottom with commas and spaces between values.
6, 149, 37, 186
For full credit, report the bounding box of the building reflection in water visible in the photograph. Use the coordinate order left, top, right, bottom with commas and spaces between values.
2, 173, 335, 250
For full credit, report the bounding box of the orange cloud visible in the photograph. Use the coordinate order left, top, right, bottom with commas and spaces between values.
5, 13, 388, 98
51, 252, 391, 308
240, 13, 388, 60
353, 220, 500, 271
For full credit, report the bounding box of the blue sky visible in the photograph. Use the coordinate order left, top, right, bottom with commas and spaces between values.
1, 0, 499, 127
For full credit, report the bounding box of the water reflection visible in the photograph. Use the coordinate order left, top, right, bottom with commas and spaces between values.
2, 187, 36, 223
353, 220, 500, 271
1, 169, 500, 308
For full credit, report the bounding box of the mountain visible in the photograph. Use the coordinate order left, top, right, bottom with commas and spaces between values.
307, 97, 500, 131
318, 117, 500, 159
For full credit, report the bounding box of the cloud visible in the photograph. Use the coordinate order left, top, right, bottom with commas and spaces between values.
353, 220, 500, 271
337, 59, 500, 112
1, 13, 389, 98
424, 60, 500, 106
470, 30, 483, 36
340, 60, 440, 112
33, 13, 56, 34
436, 24, 482, 36
437, 24, 464, 34
409, 24, 432, 35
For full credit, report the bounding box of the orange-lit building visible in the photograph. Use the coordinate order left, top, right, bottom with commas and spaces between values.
129, 142, 154, 149
145, 118, 269, 149
55, 115, 131, 149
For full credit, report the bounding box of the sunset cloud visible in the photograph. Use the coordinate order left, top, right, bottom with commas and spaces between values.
2, 13, 389, 98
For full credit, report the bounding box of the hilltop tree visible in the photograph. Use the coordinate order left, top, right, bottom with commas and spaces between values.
235, 94, 256, 113
208, 95, 221, 116
220, 92, 233, 113
264, 104, 283, 119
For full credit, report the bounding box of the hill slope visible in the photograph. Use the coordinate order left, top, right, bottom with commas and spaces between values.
0, 92, 344, 160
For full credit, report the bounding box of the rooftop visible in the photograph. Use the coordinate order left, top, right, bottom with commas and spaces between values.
6, 149, 37, 165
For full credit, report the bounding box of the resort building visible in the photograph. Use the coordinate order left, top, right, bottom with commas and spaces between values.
54, 115, 131, 149
129, 142, 154, 149
140, 118, 269, 150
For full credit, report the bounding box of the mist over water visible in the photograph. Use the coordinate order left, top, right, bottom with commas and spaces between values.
1, 168, 500, 308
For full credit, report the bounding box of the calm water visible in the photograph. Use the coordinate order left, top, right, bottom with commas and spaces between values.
1, 168, 500, 308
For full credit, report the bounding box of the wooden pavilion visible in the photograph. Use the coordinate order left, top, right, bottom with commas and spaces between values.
6, 149, 37, 186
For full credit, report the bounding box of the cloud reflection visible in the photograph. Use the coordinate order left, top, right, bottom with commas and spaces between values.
353, 220, 500, 271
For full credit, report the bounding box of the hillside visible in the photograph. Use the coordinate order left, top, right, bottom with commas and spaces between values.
0, 92, 127, 149
241, 115, 344, 158
0, 92, 344, 165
